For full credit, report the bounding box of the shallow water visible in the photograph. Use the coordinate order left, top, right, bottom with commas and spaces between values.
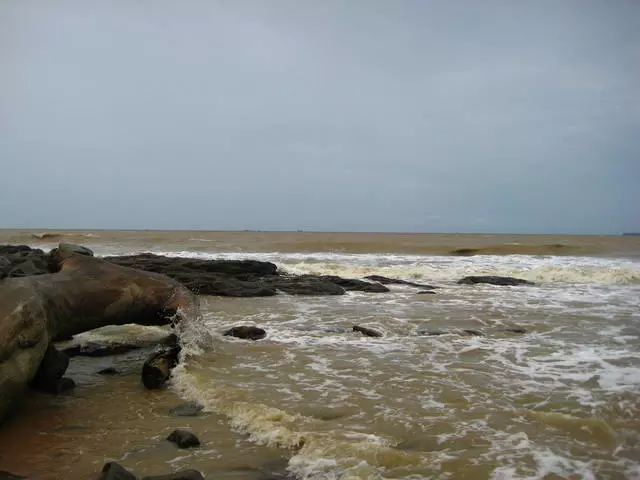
0, 230, 639, 479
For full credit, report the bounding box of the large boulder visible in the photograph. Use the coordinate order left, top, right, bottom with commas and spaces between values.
0, 245, 197, 424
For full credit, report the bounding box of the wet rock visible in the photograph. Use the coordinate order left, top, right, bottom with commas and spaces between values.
169, 402, 204, 417
450, 248, 480, 256
98, 367, 120, 375
51, 377, 76, 393
159, 333, 179, 348
30, 344, 69, 392
167, 429, 200, 448
353, 325, 383, 337
224, 326, 267, 341
460, 329, 484, 337
363, 275, 437, 289
316, 276, 389, 293
63, 341, 142, 357
0, 471, 27, 480
142, 347, 181, 389
457, 276, 534, 286
0, 245, 50, 279
416, 290, 436, 295
267, 276, 346, 296
141, 470, 204, 480
501, 327, 527, 334
101, 462, 137, 480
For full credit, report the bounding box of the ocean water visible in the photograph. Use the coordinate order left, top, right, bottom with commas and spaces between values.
0, 230, 639, 480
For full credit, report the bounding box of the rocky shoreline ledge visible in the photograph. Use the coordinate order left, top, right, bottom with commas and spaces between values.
0, 243, 533, 478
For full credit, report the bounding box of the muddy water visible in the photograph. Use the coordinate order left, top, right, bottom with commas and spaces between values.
0, 230, 639, 479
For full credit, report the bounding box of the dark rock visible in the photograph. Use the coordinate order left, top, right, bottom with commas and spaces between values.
316, 276, 389, 293
169, 402, 204, 417
101, 462, 137, 480
416, 290, 436, 295
353, 325, 383, 337
501, 327, 527, 334
460, 329, 484, 336
51, 377, 76, 393
63, 342, 142, 357
224, 326, 267, 341
267, 276, 346, 296
141, 470, 204, 480
457, 276, 534, 286
0, 471, 27, 480
30, 344, 69, 392
450, 248, 480, 256
167, 429, 200, 448
142, 347, 181, 389
98, 367, 120, 375
159, 333, 179, 348
48, 243, 94, 271
363, 275, 438, 289
0, 245, 50, 279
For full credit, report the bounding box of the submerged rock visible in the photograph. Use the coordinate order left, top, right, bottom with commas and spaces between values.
141, 470, 205, 480
353, 325, 383, 337
316, 276, 389, 293
416, 290, 436, 295
97, 367, 120, 375
457, 276, 534, 286
169, 402, 204, 417
500, 327, 527, 334
266, 276, 346, 296
224, 326, 267, 340
101, 462, 136, 480
167, 429, 200, 448
0, 471, 27, 480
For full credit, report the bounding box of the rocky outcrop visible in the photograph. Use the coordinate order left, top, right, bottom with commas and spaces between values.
0, 244, 197, 424
106, 253, 388, 297
0, 245, 49, 279
457, 276, 534, 286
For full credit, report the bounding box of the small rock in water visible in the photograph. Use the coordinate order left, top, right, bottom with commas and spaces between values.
141, 471, 205, 480
418, 330, 449, 336
459, 329, 484, 337
416, 290, 436, 295
353, 325, 383, 337
169, 402, 204, 417
101, 462, 137, 480
63, 341, 142, 357
167, 429, 201, 448
141, 347, 181, 389
224, 325, 266, 340
501, 327, 526, 334
98, 367, 120, 375
457, 276, 534, 286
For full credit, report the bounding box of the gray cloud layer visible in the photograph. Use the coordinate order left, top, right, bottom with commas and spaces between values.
1, 0, 639, 233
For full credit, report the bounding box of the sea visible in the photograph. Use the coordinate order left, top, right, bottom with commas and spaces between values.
0, 230, 639, 480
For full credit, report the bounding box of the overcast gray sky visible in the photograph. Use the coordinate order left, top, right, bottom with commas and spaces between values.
1, 0, 639, 233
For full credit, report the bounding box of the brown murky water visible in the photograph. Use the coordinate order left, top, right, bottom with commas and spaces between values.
1, 230, 639, 479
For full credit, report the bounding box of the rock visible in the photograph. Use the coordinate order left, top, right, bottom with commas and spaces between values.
0, 245, 50, 279
416, 290, 436, 295
418, 330, 449, 336
460, 329, 484, 336
0, 471, 27, 480
501, 327, 527, 334
353, 325, 383, 337
316, 276, 389, 293
450, 248, 480, 256
98, 367, 120, 375
141, 470, 204, 480
51, 377, 76, 393
224, 326, 266, 341
0, 245, 197, 424
169, 402, 204, 417
159, 333, 179, 348
29, 344, 69, 392
142, 347, 181, 389
363, 275, 437, 289
167, 429, 200, 448
101, 462, 137, 480
63, 342, 142, 357
267, 276, 346, 296
457, 276, 534, 286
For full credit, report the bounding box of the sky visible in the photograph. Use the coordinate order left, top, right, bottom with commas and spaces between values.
1, 0, 639, 234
